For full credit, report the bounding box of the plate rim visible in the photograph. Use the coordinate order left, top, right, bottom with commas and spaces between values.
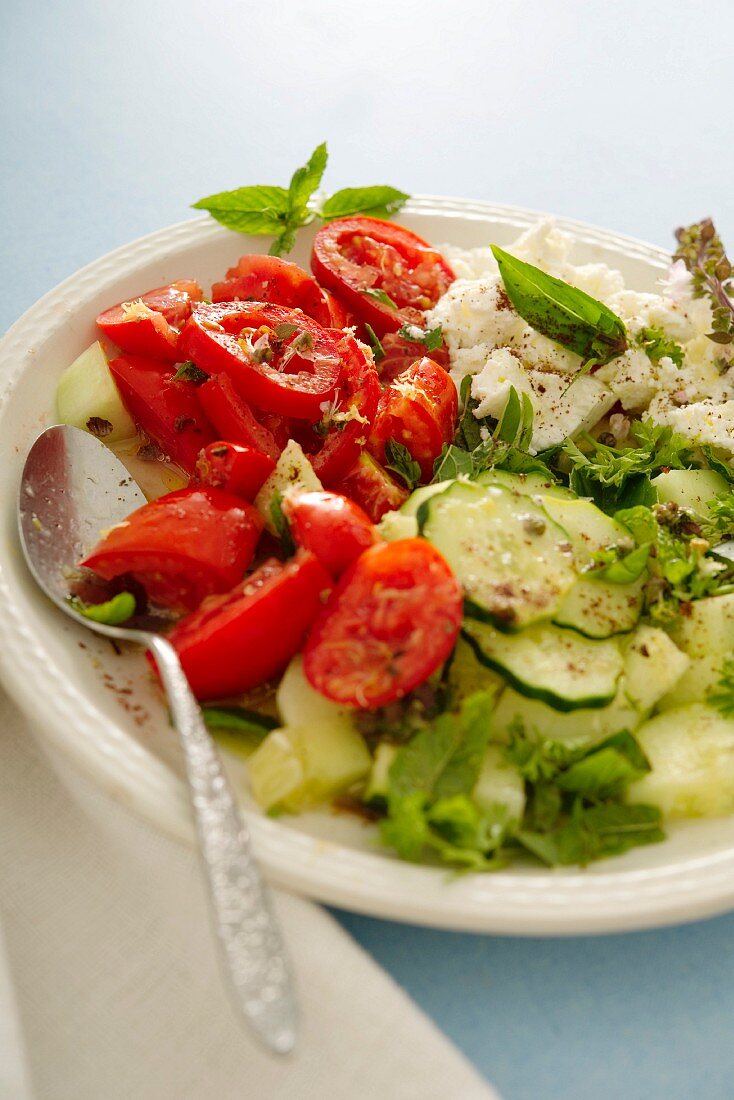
4, 194, 732, 936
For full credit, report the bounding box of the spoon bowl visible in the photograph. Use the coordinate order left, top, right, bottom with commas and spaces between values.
18, 424, 298, 1055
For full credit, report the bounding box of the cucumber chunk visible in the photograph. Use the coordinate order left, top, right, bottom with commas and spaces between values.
541, 496, 645, 638
377, 510, 420, 542
420, 481, 576, 630
363, 742, 398, 808
276, 655, 353, 728
622, 626, 690, 713
657, 593, 734, 711
473, 745, 526, 819
628, 704, 734, 819
492, 685, 638, 748
56, 341, 136, 443
254, 440, 322, 534
462, 620, 623, 711
652, 469, 729, 518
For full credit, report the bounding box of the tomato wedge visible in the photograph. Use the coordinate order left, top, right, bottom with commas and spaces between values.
108, 355, 216, 475
196, 441, 276, 500
178, 302, 342, 419
97, 280, 203, 361
311, 217, 455, 337
368, 357, 458, 482
211, 255, 333, 327
163, 551, 332, 700
333, 451, 408, 522
378, 330, 450, 385
304, 540, 462, 708
310, 332, 380, 485
197, 374, 282, 461
81, 487, 264, 612
283, 491, 378, 577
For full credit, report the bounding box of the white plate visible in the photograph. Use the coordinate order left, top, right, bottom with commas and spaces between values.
3, 197, 734, 936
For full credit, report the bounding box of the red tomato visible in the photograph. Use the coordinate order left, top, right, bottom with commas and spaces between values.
178, 302, 342, 419
368, 357, 458, 483
108, 355, 216, 475
283, 491, 378, 577
311, 217, 455, 337
197, 374, 282, 461
304, 540, 462, 708
196, 441, 275, 501
97, 280, 203, 361
334, 451, 408, 522
310, 332, 380, 485
162, 551, 332, 700
378, 331, 451, 385
81, 487, 264, 612
211, 255, 333, 326
322, 290, 355, 329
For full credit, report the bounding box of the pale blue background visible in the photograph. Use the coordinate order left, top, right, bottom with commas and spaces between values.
3, 2, 734, 1096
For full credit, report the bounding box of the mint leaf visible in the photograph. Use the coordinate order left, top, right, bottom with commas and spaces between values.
397, 323, 444, 352
69, 591, 136, 625
192, 184, 290, 235
558, 745, 648, 799
288, 142, 328, 212
173, 361, 209, 385
491, 245, 628, 366
432, 443, 475, 481
201, 706, 278, 734
364, 287, 398, 309
364, 323, 385, 363
270, 225, 298, 257
517, 801, 664, 866
385, 438, 421, 491
321, 185, 410, 221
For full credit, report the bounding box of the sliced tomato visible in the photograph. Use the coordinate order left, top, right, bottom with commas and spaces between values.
310, 332, 380, 485
311, 217, 455, 337
178, 302, 342, 419
211, 255, 333, 327
196, 441, 276, 501
368, 357, 458, 483
378, 330, 450, 384
283, 491, 378, 577
334, 451, 408, 522
108, 355, 216, 475
162, 551, 332, 700
97, 280, 203, 361
197, 374, 282, 461
323, 290, 355, 329
81, 486, 264, 612
304, 539, 462, 708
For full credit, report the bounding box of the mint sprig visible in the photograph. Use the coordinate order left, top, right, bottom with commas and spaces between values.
193, 143, 409, 257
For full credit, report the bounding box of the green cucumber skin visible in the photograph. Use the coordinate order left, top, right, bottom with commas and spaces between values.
460, 629, 618, 713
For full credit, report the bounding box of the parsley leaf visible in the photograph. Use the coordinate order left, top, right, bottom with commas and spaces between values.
320, 185, 410, 221
69, 591, 136, 625
491, 245, 628, 367
635, 325, 684, 368
397, 323, 444, 352
384, 439, 421, 491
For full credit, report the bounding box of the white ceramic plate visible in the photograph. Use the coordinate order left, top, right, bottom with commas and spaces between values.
3, 197, 734, 936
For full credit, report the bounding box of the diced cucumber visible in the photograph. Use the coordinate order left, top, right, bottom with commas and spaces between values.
447, 636, 505, 702
377, 509, 420, 542
622, 626, 690, 714
254, 440, 322, 534
657, 593, 734, 711
475, 468, 574, 499
363, 742, 398, 807
56, 341, 136, 442
540, 496, 645, 638
276, 655, 354, 727
628, 704, 734, 819
492, 685, 638, 748
401, 480, 454, 516
248, 721, 371, 813
462, 620, 623, 711
473, 745, 526, 819
652, 469, 729, 518
419, 481, 576, 630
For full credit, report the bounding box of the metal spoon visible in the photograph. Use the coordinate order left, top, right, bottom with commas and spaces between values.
17, 424, 298, 1055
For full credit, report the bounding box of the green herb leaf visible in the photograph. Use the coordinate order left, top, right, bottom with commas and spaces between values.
379, 792, 505, 869
558, 744, 648, 799
364, 287, 398, 309
200, 707, 278, 734
589, 541, 651, 584
455, 375, 484, 451
701, 445, 734, 484
491, 245, 628, 366
270, 489, 296, 556
708, 657, 734, 718
69, 591, 136, 625
431, 443, 475, 481
173, 361, 210, 385
384, 439, 422, 491
287, 141, 328, 213
364, 323, 385, 363
320, 185, 410, 221
517, 801, 664, 866
397, 323, 444, 352
192, 184, 290, 235
635, 325, 684, 368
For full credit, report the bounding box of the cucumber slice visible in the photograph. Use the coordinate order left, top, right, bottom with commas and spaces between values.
401, 480, 454, 517
652, 469, 729, 518
254, 440, 322, 534
492, 685, 638, 748
419, 481, 576, 630
363, 742, 398, 808
377, 510, 420, 542
475, 468, 574, 499
656, 593, 734, 711
628, 704, 734, 819
462, 619, 623, 711
56, 341, 136, 443
473, 745, 526, 819
622, 626, 690, 714
276, 655, 353, 727
447, 636, 505, 701
541, 496, 645, 638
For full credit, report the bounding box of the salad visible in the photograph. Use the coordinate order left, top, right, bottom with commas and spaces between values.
54, 145, 734, 872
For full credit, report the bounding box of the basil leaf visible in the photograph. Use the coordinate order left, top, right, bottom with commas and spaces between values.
397, 323, 444, 352
455, 375, 484, 451
192, 184, 290, 235
491, 245, 628, 366
364, 323, 385, 363
288, 142, 328, 212
321, 185, 410, 221
702, 445, 734, 484
385, 439, 421, 491
364, 287, 398, 309
69, 591, 136, 625
432, 443, 475, 481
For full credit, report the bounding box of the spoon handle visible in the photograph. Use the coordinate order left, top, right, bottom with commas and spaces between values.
147, 635, 298, 1055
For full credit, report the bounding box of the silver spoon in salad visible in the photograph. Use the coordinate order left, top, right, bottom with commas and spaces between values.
17, 423, 298, 1056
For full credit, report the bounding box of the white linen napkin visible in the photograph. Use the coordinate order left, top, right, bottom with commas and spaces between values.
0, 693, 499, 1100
